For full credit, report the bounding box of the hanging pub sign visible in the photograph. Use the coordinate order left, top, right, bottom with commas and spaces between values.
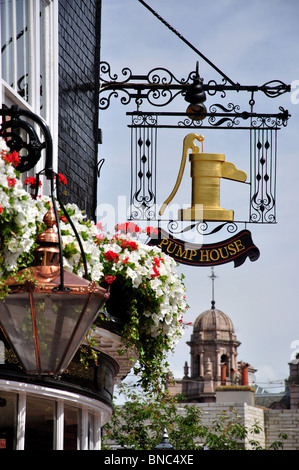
147, 227, 260, 268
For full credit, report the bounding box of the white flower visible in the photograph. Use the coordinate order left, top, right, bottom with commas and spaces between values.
0, 140, 9, 153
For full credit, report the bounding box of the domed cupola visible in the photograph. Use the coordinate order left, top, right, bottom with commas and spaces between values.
193, 308, 237, 342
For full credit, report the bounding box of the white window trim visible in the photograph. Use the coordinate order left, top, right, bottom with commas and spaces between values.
0, 379, 111, 450
1, 0, 59, 174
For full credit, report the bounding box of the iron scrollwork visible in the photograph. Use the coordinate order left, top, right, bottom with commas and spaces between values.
100, 61, 197, 109
166, 220, 239, 238
0, 105, 52, 173
129, 114, 158, 220
100, 61, 291, 121
249, 128, 277, 223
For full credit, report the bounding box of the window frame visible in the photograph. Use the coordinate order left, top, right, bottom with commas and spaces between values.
0, 0, 59, 174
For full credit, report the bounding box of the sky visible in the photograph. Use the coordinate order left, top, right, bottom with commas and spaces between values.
98, 0, 299, 393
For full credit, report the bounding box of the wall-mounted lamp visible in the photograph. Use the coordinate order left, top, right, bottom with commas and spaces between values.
0, 106, 109, 377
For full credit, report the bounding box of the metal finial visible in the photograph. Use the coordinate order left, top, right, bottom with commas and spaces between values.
154, 428, 174, 450
208, 267, 218, 309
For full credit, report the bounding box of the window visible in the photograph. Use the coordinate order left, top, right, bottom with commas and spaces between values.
1, 0, 30, 101
0, 0, 58, 171
0, 382, 106, 450
0, 391, 17, 450
64, 405, 78, 451
25, 395, 55, 450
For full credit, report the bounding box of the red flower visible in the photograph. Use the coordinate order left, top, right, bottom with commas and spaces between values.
94, 233, 106, 244
24, 176, 42, 188
145, 226, 158, 236
3, 150, 20, 167
116, 222, 140, 234
151, 266, 160, 278
104, 250, 119, 263
57, 173, 67, 185
128, 241, 137, 250
123, 256, 129, 264
153, 256, 162, 267
104, 275, 116, 284
120, 239, 137, 251
0, 205, 3, 215
179, 316, 192, 326
7, 177, 16, 187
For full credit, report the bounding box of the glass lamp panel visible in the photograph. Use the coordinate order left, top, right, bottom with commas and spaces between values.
45, 293, 104, 372
0, 289, 106, 375
0, 292, 38, 372
33, 292, 105, 374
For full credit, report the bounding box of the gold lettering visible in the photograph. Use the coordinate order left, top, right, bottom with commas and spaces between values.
219, 246, 229, 259
189, 249, 197, 261
166, 241, 177, 254
158, 238, 169, 249
210, 249, 220, 261
200, 250, 210, 262
158, 236, 246, 264
234, 239, 245, 252
176, 245, 190, 259
228, 243, 237, 255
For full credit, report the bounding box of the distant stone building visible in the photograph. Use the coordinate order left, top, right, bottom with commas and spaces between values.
168, 302, 254, 403
286, 355, 299, 409
182, 306, 241, 402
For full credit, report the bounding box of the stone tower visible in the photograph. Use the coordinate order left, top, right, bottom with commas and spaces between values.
182, 306, 241, 402
181, 268, 241, 402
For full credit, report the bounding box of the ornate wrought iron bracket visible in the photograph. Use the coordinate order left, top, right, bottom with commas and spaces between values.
127, 108, 289, 130
100, 61, 291, 127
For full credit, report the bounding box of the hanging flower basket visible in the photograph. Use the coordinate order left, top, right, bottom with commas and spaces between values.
0, 138, 188, 390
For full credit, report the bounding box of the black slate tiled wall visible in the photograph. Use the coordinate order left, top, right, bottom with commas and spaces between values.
58, 0, 101, 221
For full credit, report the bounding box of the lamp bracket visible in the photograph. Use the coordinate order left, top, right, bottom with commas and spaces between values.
0, 105, 53, 174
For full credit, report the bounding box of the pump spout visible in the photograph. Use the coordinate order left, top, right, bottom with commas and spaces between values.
159, 134, 204, 216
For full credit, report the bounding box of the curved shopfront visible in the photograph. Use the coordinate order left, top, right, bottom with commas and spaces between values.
0, 332, 125, 450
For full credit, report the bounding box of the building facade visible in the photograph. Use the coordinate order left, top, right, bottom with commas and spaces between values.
58, 0, 101, 220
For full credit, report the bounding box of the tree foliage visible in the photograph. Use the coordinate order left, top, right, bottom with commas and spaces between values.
102, 384, 287, 450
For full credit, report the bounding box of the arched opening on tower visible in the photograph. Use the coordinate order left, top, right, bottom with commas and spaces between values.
221, 354, 230, 377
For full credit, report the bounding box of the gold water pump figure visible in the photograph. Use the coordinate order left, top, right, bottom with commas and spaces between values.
159, 133, 247, 221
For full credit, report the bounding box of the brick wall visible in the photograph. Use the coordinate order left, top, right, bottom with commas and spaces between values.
265, 409, 299, 450
58, 0, 101, 221
192, 403, 265, 449
196, 404, 299, 450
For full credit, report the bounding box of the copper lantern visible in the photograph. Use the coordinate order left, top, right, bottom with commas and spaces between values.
0, 205, 109, 377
